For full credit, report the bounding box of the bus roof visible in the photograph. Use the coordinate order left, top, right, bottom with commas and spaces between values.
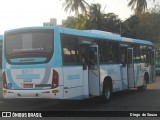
122, 37, 153, 45
59, 27, 122, 41
4, 26, 153, 45
59, 27, 153, 45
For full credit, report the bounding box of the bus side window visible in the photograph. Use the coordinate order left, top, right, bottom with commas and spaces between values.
61, 35, 81, 65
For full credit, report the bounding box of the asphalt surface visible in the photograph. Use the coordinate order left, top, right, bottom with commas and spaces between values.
0, 77, 160, 119
0, 77, 160, 111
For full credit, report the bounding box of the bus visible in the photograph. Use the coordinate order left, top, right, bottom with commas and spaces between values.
2, 26, 156, 102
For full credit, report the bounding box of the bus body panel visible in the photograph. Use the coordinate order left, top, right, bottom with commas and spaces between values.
134, 63, 146, 87
100, 64, 124, 92
2, 26, 156, 100
63, 66, 84, 99
3, 28, 64, 99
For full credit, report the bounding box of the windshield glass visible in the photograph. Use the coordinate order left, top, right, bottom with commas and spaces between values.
5, 30, 54, 64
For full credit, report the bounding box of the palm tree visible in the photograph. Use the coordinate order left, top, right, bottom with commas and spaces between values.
85, 3, 121, 33
62, 0, 90, 15
128, 0, 147, 14
86, 4, 105, 29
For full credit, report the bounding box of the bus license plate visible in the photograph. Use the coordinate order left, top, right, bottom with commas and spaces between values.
23, 84, 33, 88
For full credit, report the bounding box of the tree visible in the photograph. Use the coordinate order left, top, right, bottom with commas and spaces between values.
122, 4, 160, 43
85, 4, 105, 30
136, 9, 160, 43
121, 15, 140, 38
62, 0, 90, 15
127, 0, 155, 14
62, 3, 122, 34
63, 15, 87, 30
62, 16, 77, 29
103, 13, 122, 34
86, 4, 122, 34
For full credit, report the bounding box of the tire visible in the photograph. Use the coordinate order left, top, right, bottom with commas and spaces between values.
102, 81, 112, 103
137, 78, 147, 91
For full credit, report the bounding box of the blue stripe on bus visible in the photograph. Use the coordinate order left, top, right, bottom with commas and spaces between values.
67, 74, 80, 80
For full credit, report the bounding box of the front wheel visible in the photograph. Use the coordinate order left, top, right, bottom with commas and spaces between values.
102, 82, 112, 103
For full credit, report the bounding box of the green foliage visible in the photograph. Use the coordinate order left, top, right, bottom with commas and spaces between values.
136, 5, 160, 43
63, 15, 87, 30
85, 4, 105, 30
61, 1, 160, 44
62, 0, 90, 15
86, 4, 121, 34
128, 0, 147, 14
63, 3, 122, 34
122, 4, 160, 43
122, 15, 140, 38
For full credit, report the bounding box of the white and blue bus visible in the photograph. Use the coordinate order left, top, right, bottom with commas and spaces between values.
2, 27, 156, 102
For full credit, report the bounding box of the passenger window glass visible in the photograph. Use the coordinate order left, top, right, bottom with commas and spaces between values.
61, 35, 81, 65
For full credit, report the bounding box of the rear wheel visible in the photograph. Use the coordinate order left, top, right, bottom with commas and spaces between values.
102, 81, 112, 103
137, 83, 147, 91
137, 75, 148, 91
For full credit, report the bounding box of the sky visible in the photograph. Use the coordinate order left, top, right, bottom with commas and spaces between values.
0, 0, 158, 34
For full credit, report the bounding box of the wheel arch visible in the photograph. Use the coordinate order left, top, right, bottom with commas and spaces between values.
103, 76, 113, 92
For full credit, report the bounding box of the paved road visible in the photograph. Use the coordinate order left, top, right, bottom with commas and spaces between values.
0, 77, 160, 116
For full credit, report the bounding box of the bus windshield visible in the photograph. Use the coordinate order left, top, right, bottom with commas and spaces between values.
5, 30, 54, 64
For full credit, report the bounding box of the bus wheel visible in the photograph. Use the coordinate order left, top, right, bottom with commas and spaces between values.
102, 81, 112, 103
137, 78, 147, 91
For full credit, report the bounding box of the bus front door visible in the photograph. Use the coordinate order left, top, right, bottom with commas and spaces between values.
127, 48, 135, 88
88, 45, 100, 96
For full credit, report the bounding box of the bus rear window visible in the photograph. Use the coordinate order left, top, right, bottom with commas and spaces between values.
5, 30, 54, 64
